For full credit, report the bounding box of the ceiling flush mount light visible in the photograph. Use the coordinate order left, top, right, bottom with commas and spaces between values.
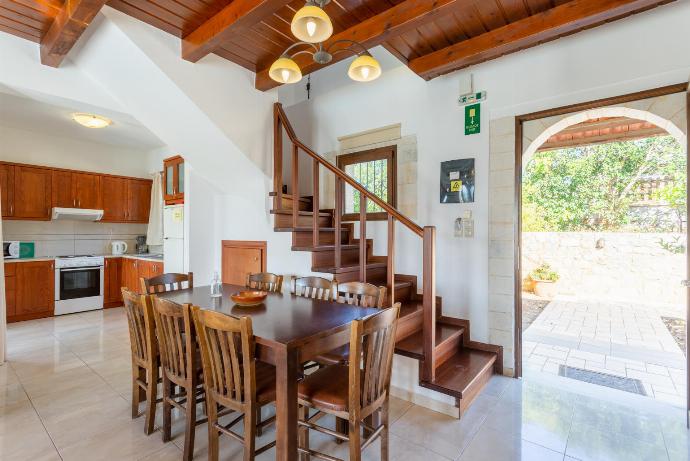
291, 0, 333, 43
268, 40, 381, 85
72, 113, 112, 129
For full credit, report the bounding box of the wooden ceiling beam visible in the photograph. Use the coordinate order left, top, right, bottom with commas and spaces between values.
255, 0, 476, 91
182, 0, 293, 63
409, 0, 674, 80
40, 0, 108, 67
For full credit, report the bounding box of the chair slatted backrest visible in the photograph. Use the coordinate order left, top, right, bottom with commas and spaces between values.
246, 273, 283, 293
151, 297, 197, 384
334, 282, 386, 308
192, 307, 255, 409
122, 288, 157, 366
349, 303, 400, 411
291, 276, 334, 301
141, 272, 193, 294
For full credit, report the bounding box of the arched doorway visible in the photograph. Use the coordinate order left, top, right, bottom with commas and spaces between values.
514, 89, 690, 426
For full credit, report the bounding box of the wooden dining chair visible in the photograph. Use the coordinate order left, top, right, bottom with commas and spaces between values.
122, 288, 160, 435
317, 282, 388, 366
192, 306, 277, 461
141, 272, 193, 294
334, 281, 386, 308
291, 276, 334, 301
246, 272, 284, 293
297, 304, 401, 461
151, 296, 205, 461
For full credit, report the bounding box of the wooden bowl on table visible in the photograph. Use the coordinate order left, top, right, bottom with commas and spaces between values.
230, 290, 268, 307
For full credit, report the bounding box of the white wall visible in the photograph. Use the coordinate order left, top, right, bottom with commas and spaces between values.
281, 1, 690, 344
0, 124, 156, 178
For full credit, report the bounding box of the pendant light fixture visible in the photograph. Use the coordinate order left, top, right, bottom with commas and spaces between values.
291, 0, 333, 43
268, 40, 382, 85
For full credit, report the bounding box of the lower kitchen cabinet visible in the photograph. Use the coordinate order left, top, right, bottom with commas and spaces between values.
7, 260, 55, 323
121, 258, 164, 294
5, 263, 16, 318
104, 258, 123, 308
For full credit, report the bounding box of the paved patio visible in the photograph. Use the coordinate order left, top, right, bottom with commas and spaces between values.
523, 295, 687, 407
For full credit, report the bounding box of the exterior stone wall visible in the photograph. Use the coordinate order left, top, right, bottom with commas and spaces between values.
523, 232, 686, 306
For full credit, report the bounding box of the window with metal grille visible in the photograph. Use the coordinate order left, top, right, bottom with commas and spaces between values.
337, 146, 396, 221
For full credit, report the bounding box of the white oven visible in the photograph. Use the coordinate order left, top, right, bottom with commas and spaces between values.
54, 255, 105, 315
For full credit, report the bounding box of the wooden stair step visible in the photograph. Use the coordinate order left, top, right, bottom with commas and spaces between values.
420, 348, 497, 400
269, 192, 312, 211
312, 262, 387, 274
395, 321, 464, 360
274, 227, 348, 233
270, 209, 332, 217
291, 244, 360, 252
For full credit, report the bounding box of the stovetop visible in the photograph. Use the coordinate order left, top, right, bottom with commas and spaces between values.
55, 254, 105, 268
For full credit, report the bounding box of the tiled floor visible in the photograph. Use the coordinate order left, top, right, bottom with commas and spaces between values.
523, 296, 687, 406
1, 308, 688, 460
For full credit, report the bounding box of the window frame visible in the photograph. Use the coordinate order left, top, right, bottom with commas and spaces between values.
336, 146, 397, 221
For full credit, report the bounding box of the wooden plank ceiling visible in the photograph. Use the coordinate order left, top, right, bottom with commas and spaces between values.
0, 0, 675, 88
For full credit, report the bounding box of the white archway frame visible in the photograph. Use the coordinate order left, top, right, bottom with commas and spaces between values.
523, 106, 688, 166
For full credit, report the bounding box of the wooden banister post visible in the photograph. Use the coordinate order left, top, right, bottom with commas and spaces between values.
273, 104, 283, 211
335, 178, 342, 270
313, 159, 320, 247
359, 194, 367, 282
387, 215, 395, 305
291, 144, 299, 230
422, 226, 436, 382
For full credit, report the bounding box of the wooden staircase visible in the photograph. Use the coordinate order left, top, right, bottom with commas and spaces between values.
272, 104, 503, 416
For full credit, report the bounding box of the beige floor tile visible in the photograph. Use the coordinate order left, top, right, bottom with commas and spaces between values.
458, 426, 563, 461
0, 383, 29, 407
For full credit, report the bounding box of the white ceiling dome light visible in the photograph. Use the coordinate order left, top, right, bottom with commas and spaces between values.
71, 113, 112, 129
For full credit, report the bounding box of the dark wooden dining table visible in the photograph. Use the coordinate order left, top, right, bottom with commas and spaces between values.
157, 283, 380, 460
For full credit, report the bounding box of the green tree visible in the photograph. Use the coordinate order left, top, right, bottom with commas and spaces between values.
523, 136, 685, 232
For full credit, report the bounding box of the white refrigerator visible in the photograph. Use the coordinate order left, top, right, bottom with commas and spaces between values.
164, 205, 185, 273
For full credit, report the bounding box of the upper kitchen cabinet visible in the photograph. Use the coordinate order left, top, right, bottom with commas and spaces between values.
0, 164, 15, 218
14, 166, 52, 220
127, 179, 152, 223
53, 171, 102, 209
163, 156, 184, 204
73, 173, 102, 209
101, 176, 128, 222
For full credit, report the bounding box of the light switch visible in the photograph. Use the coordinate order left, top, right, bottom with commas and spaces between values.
463, 219, 474, 238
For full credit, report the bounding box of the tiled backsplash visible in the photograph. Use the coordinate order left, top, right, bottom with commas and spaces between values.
3, 220, 149, 257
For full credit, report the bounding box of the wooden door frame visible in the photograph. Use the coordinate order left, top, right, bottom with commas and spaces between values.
513, 82, 689, 380
221, 240, 267, 283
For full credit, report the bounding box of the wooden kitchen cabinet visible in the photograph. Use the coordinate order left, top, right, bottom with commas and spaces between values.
73, 173, 102, 209
101, 176, 128, 222
14, 166, 52, 220
121, 258, 164, 293
53, 171, 102, 209
104, 257, 123, 308
0, 164, 15, 218
127, 179, 152, 223
5, 263, 16, 318
52, 170, 73, 208
163, 155, 184, 204
14, 260, 55, 321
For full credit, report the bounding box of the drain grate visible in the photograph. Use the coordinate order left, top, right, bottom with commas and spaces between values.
558, 365, 647, 396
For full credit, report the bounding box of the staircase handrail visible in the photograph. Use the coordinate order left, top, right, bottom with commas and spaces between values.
274, 103, 423, 238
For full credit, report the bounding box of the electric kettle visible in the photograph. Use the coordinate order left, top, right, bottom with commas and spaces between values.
111, 241, 128, 255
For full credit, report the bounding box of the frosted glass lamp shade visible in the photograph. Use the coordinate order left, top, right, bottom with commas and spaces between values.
269, 57, 303, 84
291, 4, 333, 43
347, 54, 381, 82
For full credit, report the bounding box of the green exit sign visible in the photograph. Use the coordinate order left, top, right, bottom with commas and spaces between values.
465, 103, 481, 135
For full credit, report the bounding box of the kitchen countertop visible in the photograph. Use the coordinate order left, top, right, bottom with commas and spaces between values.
5, 254, 164, 263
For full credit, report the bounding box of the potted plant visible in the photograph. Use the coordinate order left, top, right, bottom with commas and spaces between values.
529, 263, 559, 299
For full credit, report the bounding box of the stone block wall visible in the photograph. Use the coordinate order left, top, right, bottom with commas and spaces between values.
523, 232, 686, 306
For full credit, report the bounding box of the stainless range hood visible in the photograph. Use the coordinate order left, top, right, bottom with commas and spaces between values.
51, 207, 104, 221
